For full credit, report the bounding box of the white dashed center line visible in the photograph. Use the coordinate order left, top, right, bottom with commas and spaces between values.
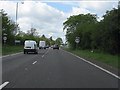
42, 50, 49, 58
32, 61, 37, 64
42, 55, 44, 58
0, 81, 9, 89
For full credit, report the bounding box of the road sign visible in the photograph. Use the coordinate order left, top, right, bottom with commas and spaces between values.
75, 37, 80, 43
3, 36, 7, 41
15, 40, 21, 44
75, 39, 79, 43
3, 33, 7, 35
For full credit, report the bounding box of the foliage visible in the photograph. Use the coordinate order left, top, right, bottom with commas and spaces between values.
63, 8, 119, 54
64, 48, 119, 69
55, 37, 63, 46
1, 9, 17, 45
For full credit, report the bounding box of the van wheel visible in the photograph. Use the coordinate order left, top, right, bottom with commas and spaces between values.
24, 51, 26, 54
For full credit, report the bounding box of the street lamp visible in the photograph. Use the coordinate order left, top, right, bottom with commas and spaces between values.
118, 1, 120, 9
15, 2, 24, 34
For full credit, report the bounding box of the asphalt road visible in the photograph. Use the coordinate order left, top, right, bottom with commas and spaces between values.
2, 48, 119, 88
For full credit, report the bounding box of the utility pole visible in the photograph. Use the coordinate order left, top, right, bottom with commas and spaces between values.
16, 2, 18, 26
15, 2, 24, 35
118, 0, 120, 9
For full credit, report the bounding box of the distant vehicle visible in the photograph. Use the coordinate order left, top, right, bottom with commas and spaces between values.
53, 44, 59, 50
51, 45, 54, 48
39, 41, 46, 49
24, 40, 38, 54
45, 45, 49, 48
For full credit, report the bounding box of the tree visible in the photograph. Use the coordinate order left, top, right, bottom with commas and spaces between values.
99, 8, 119, 54
1, 9, 17, 45
63, 8, 119, 54
55, 38, 63, 46
27, 28, 38, 36
63, 13, 97, 49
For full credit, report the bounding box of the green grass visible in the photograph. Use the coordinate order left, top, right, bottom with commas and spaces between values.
2, 45, 23, 55
64, 48, 119, 69
0, 44, 2, 56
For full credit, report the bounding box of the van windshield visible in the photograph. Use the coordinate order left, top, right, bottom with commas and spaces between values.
25, 42, 34, 48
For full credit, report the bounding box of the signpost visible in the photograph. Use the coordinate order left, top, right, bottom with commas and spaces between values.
3, 36, 7, 41
3, 33, 7, 45
75, 37, 80, 49
15, 40, 21, 45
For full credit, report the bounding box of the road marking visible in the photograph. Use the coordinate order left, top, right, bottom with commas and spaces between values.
1, 52, 23, 58
42, 50, 49, 58
32, 61, 37, 64
25, 68, 28, 71
0, 81, 9, 89
42, 55, 44, 57
62, 49, 120, 80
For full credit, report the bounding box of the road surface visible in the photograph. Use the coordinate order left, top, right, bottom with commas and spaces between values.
2, 48, 119, 88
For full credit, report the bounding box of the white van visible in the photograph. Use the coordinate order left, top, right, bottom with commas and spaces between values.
39, 41, 46, 49
24, 40, 38, 54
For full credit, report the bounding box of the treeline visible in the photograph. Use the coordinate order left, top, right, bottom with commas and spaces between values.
63, 8, 119, 55
1, 9, 63, 46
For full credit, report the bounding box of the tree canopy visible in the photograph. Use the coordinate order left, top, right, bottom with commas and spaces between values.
63, 8, 119, 54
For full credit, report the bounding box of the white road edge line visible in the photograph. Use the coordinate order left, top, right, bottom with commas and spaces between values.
62, 49, 120, 80
0, 81, 9, 89
32, 61, 37, 64
0, 52, 23, 58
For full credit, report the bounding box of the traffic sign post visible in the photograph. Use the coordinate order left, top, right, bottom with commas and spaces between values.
3, 36, 7, 41
3, 33, 7, 45
15, 40, 21, 45
75, 37, 80, 49
3, 36, 7, 45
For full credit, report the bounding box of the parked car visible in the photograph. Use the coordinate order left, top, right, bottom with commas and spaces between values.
53, 44, 59, 50
24, 40, 38, 54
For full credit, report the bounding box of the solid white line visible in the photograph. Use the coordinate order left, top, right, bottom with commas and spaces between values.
62, 49, 120, 80
32, 61, 37, 64
0, 81, 9, 89
1, 52, 23, 58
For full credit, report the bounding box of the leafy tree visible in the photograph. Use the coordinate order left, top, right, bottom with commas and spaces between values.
27, 28, 38, 36
99, 8, 119, 54
1, 9, 17, 45
63, 13, 97, 49
55, 38, 63, 46
49, 36, 55, 45
63, 8, 119, 54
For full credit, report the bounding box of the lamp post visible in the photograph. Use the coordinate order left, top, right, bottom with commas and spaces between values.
16, 2, 18, 26
118, 1, 120, 9
14, 2, 24, 45
15, 2, 24, 34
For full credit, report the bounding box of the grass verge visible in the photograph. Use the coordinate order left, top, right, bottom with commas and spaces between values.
0, 44, 1, 56
63, 48, 119, 69
2, 45, 23, 55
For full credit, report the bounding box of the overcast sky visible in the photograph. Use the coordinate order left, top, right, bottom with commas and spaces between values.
0, 0, 118, 43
